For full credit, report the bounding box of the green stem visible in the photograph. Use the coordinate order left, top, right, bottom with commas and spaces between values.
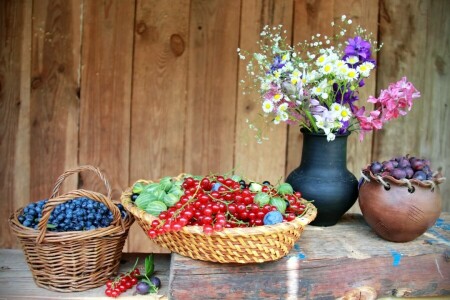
304, 110, 318, 132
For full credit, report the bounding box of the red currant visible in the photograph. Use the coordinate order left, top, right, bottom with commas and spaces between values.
111, 290, 119, 298
105, 288, 113, 297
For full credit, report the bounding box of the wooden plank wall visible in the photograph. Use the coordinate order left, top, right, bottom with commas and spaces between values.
1, 0, 449, 252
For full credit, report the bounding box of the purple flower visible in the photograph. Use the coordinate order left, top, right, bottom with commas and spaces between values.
345, 36, 372, 60
270, 55, 285, 72
309, 99, 327, 114
333, 83, 359, 112
338, 120, 350, 134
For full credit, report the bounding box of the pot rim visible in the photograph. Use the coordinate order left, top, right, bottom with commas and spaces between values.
361, 165, 446, 190
300, 127, 351, 138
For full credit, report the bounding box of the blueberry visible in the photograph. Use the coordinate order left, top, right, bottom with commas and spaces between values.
23, 220, 31, 227
88, 225, 96, 230
131, 193, 139, 201
262, 181, 271, 185
18, 215, 25, 223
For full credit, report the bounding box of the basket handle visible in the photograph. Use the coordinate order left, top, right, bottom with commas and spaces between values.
50, 165, 112, 199
36, 166, 124, 244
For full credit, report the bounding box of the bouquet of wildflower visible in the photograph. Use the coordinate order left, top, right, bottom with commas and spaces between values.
238, 16, 420, 141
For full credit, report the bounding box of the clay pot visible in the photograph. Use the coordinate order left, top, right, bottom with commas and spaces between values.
358, 167, 445, 242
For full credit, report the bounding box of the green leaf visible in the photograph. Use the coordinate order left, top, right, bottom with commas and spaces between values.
47, 223, 57, 229
132, 182, 146, 194
145, 254, 154, 276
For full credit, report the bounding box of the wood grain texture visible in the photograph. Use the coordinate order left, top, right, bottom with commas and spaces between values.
184, 0, 241, 176
129, 0, 190, 253
78, 0, 135, 201
234, 0, 293, 183
169, 213, 450, 299
0, 0, 32, 248
29, 0, 81, 199
374, 0, 450, 211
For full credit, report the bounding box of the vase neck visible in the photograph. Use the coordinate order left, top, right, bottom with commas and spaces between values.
300, 132, 349, 169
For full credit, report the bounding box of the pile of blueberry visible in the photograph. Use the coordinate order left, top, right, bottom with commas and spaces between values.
18, 197, 128, 232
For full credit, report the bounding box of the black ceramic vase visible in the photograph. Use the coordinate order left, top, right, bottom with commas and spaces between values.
286, 129, 358, 226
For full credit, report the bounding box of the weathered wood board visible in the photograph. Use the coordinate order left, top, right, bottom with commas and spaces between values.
169, 213, 450, 299
0, 250, 170, 300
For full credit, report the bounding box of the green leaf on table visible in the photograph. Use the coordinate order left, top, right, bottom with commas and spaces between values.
145, 254, 154, 276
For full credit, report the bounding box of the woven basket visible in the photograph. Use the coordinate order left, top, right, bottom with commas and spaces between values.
121, 179, 317, 264
9, 166, 134, 292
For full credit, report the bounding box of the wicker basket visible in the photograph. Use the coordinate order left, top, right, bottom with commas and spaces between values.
9, 166, 134, 292
121, 179, 317, 264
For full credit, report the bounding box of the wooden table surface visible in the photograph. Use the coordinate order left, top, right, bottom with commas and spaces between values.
1, 213, 449, 299
0, 251, 171, 300
170, 213, 450, 299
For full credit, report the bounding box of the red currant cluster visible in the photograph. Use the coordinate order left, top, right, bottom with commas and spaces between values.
147, 176, 306, 237
104, 267, 140, 298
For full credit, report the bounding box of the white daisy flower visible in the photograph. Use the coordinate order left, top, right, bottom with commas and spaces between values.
278, 103, 288, 112
345, 56, 359, 65
357, 62, 375, 77
279, 111, 289, 122
316, 54, 327, 66
321, 63, 334, 75
273, 93, 283, 102
346, 68, 359, 81
262, 100, 274, 113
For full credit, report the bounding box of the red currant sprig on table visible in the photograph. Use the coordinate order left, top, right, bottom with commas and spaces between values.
145, 175, 308, 238
104, 260, 140, 298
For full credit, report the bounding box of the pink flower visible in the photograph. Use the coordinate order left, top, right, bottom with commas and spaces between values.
355, 77, 420, 141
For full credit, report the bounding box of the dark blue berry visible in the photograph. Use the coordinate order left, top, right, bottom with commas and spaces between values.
131, 193, 139, 201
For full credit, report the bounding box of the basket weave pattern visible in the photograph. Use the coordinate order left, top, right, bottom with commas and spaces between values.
9, 166, 134, 292
121, 179, 317, 264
